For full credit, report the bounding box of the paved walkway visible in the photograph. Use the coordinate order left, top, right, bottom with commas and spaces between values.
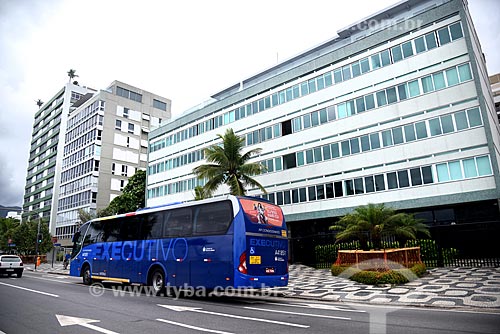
26, 263, 500, 310
270, 265, 500, 309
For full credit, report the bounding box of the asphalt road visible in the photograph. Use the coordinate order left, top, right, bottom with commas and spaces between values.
0, 271, 499, 334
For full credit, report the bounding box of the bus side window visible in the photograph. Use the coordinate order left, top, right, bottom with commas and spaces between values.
164, 208, 192, 237
85, 222, 103, 245
102, 220, 120, 242
141, 212, 163, 239
120, 217, 141, 241
194, 201, 233, 235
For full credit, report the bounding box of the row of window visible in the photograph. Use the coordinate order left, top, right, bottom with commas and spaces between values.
149, 62, 474, 176
288, 63, 472, 136
59, 175, 97, 197
148, 177, 206, 199
258, 155, 492, 206
80, 200, 233, 245
55, 225, 78, 240
63, 129, 98, 156
62, 144, 100, 170
147, 154, 492, 201
33, 103, 62, 134
30, 116, 61, 155
67, 100, 104, 131
61, 159, 98, 183
65, 113, 102, 144
58, 190, 95, 211
149, 21, 464, 153
116, 86, 142, 103
260, 107, 483, 173
149, 149, 206, 176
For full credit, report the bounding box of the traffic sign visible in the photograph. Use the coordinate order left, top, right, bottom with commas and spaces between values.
54, 243, 61, 247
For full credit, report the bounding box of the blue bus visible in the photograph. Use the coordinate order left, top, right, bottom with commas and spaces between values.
69, 196, 288, 294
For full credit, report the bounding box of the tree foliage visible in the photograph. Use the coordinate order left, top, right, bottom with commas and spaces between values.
0, 217, 20, 252
193, 186, 209, 201
329, 203, 430, 250
192, 128, 266, 197
4, 219, 53, 255
100, 169, 146, 216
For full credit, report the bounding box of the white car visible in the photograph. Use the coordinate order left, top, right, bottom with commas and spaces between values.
0, 255, 24, 278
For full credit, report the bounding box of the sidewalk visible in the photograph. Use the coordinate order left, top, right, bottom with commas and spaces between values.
25, 262, 69, 275
270, 264, 500, 310
25, 262, 500, 310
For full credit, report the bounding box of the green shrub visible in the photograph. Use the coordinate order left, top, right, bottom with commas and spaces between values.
350, 270, 380, 285
331, 262, 427, 285
410, 262, 427, 277
331, 264, 350, 276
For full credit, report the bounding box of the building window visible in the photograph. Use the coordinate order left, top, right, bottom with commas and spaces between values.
128, 123, 135, 134
154, 99, 167, 111
116, 86, 142, 102
115, 119, 122, 130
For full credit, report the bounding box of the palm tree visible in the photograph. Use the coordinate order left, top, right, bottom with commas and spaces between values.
193, 186, 209, 201
192, 128, 267, 196
329, 203, 399, 250
67, 69, 78, 82
390, 214, 431, 248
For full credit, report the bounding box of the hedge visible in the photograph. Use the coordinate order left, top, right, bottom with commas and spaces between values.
330, 263, 427, 285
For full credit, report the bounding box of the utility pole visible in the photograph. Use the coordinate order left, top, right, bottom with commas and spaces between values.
34, 217, 41, 271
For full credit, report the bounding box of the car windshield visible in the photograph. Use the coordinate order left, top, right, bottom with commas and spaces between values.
1, 256, 21, 262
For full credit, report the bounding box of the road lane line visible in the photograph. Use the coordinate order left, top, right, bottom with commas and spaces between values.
244, 306, 351, 320
158, 304, 309, 328
24, 274, 73, 284
268, 302, 366, 313
0, 281, 59, 298
157, 319, 234, 334
80, 323, 119, 334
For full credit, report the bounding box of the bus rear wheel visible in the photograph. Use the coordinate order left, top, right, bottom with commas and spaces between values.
149, 268, 165, 296
82, 265, 92, 285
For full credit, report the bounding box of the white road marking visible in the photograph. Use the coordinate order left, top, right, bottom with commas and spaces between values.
268, 302, 366, 313
157, 318, 234, 334
24, 274, 72, 284
0, 281, 59, 298
56, 315, 119, 334
158, 304, 309, 328
244, 306, 351, 320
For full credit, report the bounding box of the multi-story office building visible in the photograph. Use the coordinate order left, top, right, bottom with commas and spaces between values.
147, 0, 500, 243
55, 81, 171, 245
24, 80, 171, 245
23, 82, 93, 223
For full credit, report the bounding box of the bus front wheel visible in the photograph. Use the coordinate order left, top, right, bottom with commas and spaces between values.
82, 265, 92, 285
149, 268, 165, 296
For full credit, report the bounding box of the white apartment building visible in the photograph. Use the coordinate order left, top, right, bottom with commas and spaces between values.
24, 80, 171, 245
147, 0, 500, 250
54, 81, 171, 245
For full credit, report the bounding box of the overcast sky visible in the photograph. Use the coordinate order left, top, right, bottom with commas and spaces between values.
0, 0, 498, 208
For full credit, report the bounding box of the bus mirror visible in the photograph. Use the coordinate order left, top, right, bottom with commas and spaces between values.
72, 231, 80, 243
